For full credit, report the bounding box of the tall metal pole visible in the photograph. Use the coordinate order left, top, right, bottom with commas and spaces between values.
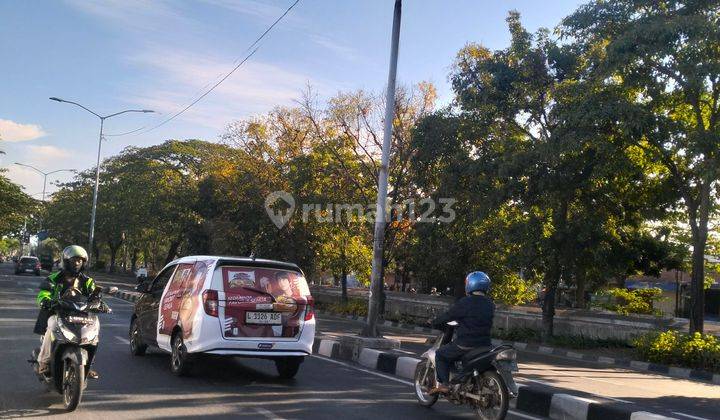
41, 173, 48, 202
362, 0, 401, 337
88, 118, 105, 266
49, 97, 153, 267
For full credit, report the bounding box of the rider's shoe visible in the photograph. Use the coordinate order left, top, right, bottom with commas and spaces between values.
88, 370, 100, 379
38, 363, 50, 376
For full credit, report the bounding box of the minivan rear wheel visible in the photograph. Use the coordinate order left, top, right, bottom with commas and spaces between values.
170, 333, 191, 376
275, 356, 303, 379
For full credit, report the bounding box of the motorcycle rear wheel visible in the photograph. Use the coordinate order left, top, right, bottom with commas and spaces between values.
62, 358, 84, 411
414, 360, 439, 407
473, 370, 508, 420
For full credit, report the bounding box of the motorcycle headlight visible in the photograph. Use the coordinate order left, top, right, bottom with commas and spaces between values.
496, 348, 517, 361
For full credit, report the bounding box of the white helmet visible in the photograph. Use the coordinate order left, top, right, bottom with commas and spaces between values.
62, 245, 88, 275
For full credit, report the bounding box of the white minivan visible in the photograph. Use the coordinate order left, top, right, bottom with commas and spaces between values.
129, 256, 315, 378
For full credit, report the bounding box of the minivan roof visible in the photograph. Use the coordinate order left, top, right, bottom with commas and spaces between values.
166, 255, 302, 273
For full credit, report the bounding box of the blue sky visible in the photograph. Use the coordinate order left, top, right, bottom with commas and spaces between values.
0, 0, 583, 197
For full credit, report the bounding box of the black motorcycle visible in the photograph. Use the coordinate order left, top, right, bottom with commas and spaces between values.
29, 286, 116, 411
414, 321, 519, 420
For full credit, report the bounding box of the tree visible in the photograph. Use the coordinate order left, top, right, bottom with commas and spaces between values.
0, 173, 36, 237
429, 11, 676, 340
563, 0, 720, 333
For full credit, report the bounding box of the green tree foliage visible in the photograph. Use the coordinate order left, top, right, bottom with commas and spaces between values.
0, 237, 21, 256
562, 0, 720, 334
597, 287, 665, 316
412, 11, 678, 340
0, 172, 36, 237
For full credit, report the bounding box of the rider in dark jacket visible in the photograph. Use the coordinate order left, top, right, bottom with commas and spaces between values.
430, 271, 494, 395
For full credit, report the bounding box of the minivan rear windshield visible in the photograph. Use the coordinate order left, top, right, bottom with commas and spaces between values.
20, 257, 37, 263
215, 266, 310, 300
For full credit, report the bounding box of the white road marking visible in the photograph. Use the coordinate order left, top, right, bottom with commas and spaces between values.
253, 407, 286, 420
672, 412, 711, 420
311, 355, 544, 420
115, 336, 130, 345
310, 355, 413, 385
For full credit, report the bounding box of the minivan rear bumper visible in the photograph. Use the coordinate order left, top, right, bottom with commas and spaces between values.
184, 317, 315, 356
203, 349, 309, 357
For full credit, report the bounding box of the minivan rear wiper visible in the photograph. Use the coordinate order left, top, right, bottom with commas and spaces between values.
240, 286, 276, 302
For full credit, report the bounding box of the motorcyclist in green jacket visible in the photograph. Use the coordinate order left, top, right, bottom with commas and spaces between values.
35, 245, 98, 377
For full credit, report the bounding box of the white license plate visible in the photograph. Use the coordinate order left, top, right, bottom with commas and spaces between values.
245, 311, 281, 325
25, 269, 34, 272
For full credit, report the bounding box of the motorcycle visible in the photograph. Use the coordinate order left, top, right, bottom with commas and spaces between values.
28, 286, 117, 411
414, 321, 519, 420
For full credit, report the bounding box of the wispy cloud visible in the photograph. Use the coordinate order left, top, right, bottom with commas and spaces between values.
5, 145, 76, 196
0, 119, 47, 142
27, 145, 72, 163
200, 0, 306, 27
122, 47, 339, 130
310, 35, 361, 62
64, 0, 201, 35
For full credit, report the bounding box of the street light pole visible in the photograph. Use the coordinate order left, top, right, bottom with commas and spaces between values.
49, 97, 154, 266
362, 0, 402, 337
89, 117, 104, 267
13, 163, 75, 202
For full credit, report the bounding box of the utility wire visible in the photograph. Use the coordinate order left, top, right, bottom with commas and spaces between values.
113, 0, 301, 137
105, 125, 151, 137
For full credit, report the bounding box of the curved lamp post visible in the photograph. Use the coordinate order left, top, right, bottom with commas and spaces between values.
49, 97, 154, 265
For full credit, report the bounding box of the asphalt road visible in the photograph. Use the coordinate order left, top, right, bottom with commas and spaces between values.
0, 263, 538, 420
317, 314, 720, 420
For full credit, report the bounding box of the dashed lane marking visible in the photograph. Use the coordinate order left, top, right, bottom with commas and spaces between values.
672, 412, 711, 420
253, 407, 286, 420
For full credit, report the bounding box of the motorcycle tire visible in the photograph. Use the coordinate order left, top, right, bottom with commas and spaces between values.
414, 360, 439, 407
62, 357, 84, 411
473, 370, 509, 420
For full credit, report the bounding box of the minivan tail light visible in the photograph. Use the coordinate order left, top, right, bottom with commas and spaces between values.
304, 296, 314, 321
203, 289, 219, 317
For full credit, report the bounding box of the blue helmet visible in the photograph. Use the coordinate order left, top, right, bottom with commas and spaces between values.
465, 271, 491, 294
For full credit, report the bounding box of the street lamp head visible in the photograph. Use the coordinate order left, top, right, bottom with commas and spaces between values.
141, 109, 155, 113
49, 97, 64, 103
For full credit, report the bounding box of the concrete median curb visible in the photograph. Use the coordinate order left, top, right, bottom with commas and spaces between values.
311, 337, 677, 420
111, 289, 141, 303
